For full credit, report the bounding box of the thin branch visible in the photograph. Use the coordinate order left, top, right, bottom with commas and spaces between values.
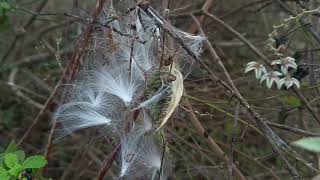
187, 0, 214, 33
17, 79, 60, 146
43, 0, 109, 172
17, 0, 109, 146
183, 97, 247, 180
215, 140, 281, 180
191, 13, 312, 176
230, 102, 240, 180
202, 11, 270, 65
202, 10, 320, 125
1, 0, 49, 63
219, 0, 270, 19
138, 4, 316, 176
0, 47, 72, 72
96, 143, 121, 180
273, 0, 320, 44
187, 94, 320, 137
8, 68, 44, 109
265, 121, 320, 137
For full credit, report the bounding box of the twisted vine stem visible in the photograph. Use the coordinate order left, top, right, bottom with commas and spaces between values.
267, 6, 320, 56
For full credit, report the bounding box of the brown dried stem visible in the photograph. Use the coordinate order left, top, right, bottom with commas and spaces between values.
202, 10, 320, 125
183, 97, 247, 180
1, 0, 49, 63
138, 3, 317, 177
17, 0, 108, 161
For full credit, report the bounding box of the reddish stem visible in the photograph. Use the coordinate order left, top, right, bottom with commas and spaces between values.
64, 0, 108, 83
97, 143, 122, 180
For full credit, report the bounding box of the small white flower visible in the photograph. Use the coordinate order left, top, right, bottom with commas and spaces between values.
271, 57, 297, 75
260, 71, 282, 88
277, 75, 300, 89
245, 61, 267, 79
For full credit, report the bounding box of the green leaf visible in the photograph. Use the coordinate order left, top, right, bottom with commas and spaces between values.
4, 153, 19, 169
4, 141, 17, 153
1, 141, 18, 165
224, 121, 241, 136
0, 166, 10, 180
0, 153, 4, 165
14, 150, 25, 162
0, 2, 11, 16
0, 15, 11, 32
282, 96, 301, 107
8, 164, 22, 177
0, 2, 11, 10
293, 137, 320, 152
0, 110, 18, 129
23, 155, 47, 169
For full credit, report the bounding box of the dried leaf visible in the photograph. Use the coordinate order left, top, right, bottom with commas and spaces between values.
157, 64, 183, 130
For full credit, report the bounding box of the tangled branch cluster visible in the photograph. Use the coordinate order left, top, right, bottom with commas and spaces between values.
245, 6, 320, 90
53, 1, 204, 179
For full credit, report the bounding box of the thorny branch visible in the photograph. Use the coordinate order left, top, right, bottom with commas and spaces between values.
190, 13, 301, 177
202, 10, 320, 125
138, 2, 318, 177
17, 0, 108, 150
8, 1, 320, 179
1, 0, 49, 63
183, 97, 247, 180
274, 0, 320, 44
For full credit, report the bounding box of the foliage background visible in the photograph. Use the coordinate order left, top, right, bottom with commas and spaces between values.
1, 0, 320, 179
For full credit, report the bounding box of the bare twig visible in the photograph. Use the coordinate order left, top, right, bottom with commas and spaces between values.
273, 0, 320, 44
183, 97, 247, 180
190, 14, 300, 176
43, 0, 109, 172
230, 102, 240, 180
202, 10, 320, 125
8, 68, 44, 109
202, 11, 270, 65
17, 0, 108, 146
215, 140, 281, 180
187, 94, 320, 137
0, 47, 72, 72
96, 143, 121, 180
137, 4, 318, 176
219, 0, 271, 19
1, 0, 49, 63
187, 0, 214, 33
17, 79, 61, 146
266, 121, 320, 137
